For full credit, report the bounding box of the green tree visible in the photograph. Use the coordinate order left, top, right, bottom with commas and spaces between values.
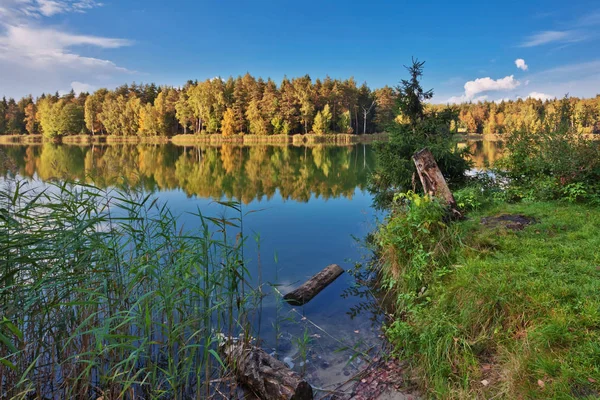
396, 58, 433, 126
312, 104, 332, 135
0, 97, 7, 134
370, 59, 470, 208
338, 110, 352, 134
175, 91, 194, 134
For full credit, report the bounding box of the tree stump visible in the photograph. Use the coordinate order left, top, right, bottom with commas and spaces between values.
221, 339, 313, 400
283, 264, 344, 306
412, 148, 462, 218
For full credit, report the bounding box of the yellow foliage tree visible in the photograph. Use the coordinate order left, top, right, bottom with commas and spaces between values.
221, 108, 236, 136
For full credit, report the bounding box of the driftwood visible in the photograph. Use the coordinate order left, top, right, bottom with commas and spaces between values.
222, 339, 313, 400
412, 148, 462, 219
283, 264, 344, 306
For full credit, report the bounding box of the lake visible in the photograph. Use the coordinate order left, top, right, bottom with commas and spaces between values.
0, 140, 502, 391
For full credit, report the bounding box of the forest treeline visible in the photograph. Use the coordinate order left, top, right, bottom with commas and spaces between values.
0, 73, 599, 137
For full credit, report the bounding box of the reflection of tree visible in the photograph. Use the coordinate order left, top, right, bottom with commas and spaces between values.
36, 143, 87, 181
468, 141, 504, 168
1, 144, 377, 203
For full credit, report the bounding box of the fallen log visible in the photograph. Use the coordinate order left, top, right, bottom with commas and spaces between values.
222, 339, 313, 400
412, 148, 462, 219
283, 264, 344, 306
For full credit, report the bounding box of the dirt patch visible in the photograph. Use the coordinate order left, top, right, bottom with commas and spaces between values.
481, 214, 537, 231
323, 357, 419, 400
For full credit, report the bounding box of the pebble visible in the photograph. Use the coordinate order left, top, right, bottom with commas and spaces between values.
283, 357, 294, 369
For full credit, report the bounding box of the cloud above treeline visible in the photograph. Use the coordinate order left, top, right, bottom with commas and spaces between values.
515, 59, 528, 71
446, 75, 521, 104
0, 0, 133, 98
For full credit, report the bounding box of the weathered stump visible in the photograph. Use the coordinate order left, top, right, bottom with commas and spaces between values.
283, 264, 344, 306
412, 148, 462, 219
222, 339, 313, 400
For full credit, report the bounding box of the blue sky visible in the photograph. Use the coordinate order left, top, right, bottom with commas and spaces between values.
1, 0, 599, 103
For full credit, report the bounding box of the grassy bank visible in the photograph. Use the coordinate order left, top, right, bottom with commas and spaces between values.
377, 198, 600, 399
0, 134, 43, 144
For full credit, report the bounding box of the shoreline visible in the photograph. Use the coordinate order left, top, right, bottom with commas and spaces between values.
0, 132, 389, 146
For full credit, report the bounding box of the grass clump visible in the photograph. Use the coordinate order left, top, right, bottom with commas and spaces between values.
0, 180, 256, 399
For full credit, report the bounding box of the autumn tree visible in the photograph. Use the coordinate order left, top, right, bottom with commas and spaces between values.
24, 102, 38, 135
221, 108, 236, 136
84, 89, 108, 135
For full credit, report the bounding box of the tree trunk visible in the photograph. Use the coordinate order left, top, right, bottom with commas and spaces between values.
221, 339, 313, 400
283, 264, 344, 306
412, 148, 462, 219
363, 109, 367, 134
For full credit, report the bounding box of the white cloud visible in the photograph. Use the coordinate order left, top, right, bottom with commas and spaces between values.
443, 75, 521, 104
464, 75, 520, 99
446, 94, 488, 104
1, 0, 103, 19
70, 81, 95, 94
438, 60, 600, 105
527, 92, 554, 101
515, 58, 528, 71
0, 25, 132, 70
0, 0, 133, 98
519, 30, 585, 47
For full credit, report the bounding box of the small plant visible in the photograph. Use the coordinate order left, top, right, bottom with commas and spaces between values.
294, 327, 312, 377
561, 182, 588, 203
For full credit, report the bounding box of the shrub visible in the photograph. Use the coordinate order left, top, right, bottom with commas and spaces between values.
498, 127, 600, 202
375, 192, 461, 308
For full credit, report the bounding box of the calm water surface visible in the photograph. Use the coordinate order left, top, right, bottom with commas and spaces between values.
0, 140, 501, 389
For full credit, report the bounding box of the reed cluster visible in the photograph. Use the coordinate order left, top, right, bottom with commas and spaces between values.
0, 179, 256, 399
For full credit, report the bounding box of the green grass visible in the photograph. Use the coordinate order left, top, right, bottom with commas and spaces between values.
382, 201, 600, 399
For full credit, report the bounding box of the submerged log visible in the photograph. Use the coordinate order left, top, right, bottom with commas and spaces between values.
283, 264, 344, 306
222, 339, 313, 400
412, 148, 462, 219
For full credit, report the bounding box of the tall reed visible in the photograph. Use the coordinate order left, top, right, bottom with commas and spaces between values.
0, 179, 256, 399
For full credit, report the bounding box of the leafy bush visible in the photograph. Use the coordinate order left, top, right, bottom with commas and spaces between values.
498, 127, 600, 202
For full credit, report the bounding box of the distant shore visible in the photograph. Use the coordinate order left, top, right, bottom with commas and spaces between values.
1, 132, 596, 146
0, 132, 389, 146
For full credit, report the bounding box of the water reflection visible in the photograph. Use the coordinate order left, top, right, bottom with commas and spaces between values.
0, 143, 375, 203
458, 139, 505, 169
